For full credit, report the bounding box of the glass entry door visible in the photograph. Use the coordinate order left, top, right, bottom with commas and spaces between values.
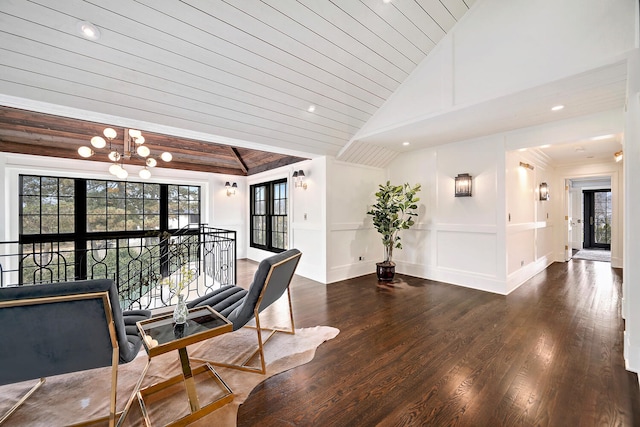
583, 190, 611, 249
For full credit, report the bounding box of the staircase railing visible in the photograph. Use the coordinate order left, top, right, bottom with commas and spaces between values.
0, 225, 236, 310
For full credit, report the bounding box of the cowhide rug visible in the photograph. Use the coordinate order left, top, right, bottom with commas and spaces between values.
0, 326, 339, 426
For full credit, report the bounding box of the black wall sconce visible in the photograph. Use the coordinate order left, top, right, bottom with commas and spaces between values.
455, 173, 472, 197
292, 170, 307, 190
225, 181, 237, 196
539, 182, 549, 201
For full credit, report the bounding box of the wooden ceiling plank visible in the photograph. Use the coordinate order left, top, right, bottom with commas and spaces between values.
0, 107, 306, 175
230, 147, 249, 175
247, 156, 306, 175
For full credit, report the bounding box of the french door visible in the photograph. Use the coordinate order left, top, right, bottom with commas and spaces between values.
583, 190, 611, 249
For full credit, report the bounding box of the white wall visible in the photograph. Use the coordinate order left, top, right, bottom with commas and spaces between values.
623, 48, 640, 374
384, 135, 507, 294
326, 158, 386, 283
505, 149, 556, 292
247, 157, 327, 284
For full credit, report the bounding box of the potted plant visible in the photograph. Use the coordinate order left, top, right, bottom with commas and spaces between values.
366, 181, 421, 281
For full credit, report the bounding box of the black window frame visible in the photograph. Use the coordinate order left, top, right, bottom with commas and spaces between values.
18, 175, 201, 283
249, 178, 288, 253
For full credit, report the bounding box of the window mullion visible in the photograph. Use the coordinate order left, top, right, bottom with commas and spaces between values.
74, 178, 87, 280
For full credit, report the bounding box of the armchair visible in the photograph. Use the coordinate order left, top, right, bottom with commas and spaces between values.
0, 279, 151, 427
188, 248, 301, 374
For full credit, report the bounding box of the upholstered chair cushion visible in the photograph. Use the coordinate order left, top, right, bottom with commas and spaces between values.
188, 249, 301, 331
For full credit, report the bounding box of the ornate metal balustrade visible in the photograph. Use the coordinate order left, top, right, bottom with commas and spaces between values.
0, 226, 236, 310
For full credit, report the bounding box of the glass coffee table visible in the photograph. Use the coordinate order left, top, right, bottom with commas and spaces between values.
122, 306, 234, 426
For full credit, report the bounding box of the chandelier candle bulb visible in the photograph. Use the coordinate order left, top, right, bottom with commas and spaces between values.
78, 146, 94, 158
136, 145, 150, 157
90, 136, 106, 148
108, 151, 121, 162
103, 128, 117, 139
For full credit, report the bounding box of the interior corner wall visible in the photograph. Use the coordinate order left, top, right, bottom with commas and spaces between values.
326, 158, 386, 284
210, 173, 248, 259
623, 47, 640, 374
385, 135, 507, 294
504, 150, 556, 293
247, 157, 327, 284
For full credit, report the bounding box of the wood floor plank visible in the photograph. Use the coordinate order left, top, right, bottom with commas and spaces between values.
236, 259, 640, 426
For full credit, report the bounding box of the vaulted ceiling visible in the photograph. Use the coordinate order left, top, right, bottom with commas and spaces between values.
0, 0, 476, 173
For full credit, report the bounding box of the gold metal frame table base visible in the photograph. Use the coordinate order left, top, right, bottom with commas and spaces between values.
137, 363, 233, 426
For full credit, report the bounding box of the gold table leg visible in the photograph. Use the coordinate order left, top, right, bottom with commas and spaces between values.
178, 347, 200, 412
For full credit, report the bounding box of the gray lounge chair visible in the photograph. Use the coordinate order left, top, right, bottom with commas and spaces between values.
0, 279, 151, 427
188, 248, 302, 374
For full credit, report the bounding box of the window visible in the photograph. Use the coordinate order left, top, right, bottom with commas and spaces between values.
86, 180, 160, 232
18, 175, 201, 284
250, 179, 288, 252
20, 176, 75, 235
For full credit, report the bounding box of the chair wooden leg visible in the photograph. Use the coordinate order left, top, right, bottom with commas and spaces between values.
0, 377, 46, 425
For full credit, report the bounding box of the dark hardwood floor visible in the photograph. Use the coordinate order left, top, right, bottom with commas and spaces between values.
235, 259, 640, 426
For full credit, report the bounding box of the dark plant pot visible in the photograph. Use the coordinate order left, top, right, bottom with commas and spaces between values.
376, 261, 396, 282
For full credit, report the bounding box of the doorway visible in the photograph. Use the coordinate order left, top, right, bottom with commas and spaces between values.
583, 190, 612, 250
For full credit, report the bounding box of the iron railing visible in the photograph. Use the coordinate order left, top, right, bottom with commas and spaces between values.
0, 225, 236, 310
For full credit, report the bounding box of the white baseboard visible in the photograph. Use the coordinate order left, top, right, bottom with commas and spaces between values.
506, 255, 554, 294
611, 256, 623, 269
624, 331, 640, 373
397, 262, 507, 295
327, 262, 374, 284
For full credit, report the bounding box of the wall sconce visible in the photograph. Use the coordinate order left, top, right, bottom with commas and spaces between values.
519, 161, 534, 170
292, 170, 307, 190
225, 181, 237, 196
539, 182, 549, 201
614, 150, 623, 162
454, 173, 472, 197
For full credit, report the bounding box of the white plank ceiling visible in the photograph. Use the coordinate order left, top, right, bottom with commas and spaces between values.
0, 0, 476, 164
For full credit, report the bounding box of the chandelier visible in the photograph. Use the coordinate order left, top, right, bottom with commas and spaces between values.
78, 128, 172, 179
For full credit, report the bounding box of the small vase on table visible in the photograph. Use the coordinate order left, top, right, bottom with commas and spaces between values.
173, 294, 188, 325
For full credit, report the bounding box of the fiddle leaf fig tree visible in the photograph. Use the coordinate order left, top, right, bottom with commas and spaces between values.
367, 181, 421, 264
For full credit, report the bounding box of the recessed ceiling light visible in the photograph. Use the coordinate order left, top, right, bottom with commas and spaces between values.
307, 105, 316, 113
551, 105, 564, 111
539, 144, 551, 148
591, 134, 615, 141
383, 0, 392, 3
518, 148, 527, 152
402, 141, 410, 146
77, 21, 101, 41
